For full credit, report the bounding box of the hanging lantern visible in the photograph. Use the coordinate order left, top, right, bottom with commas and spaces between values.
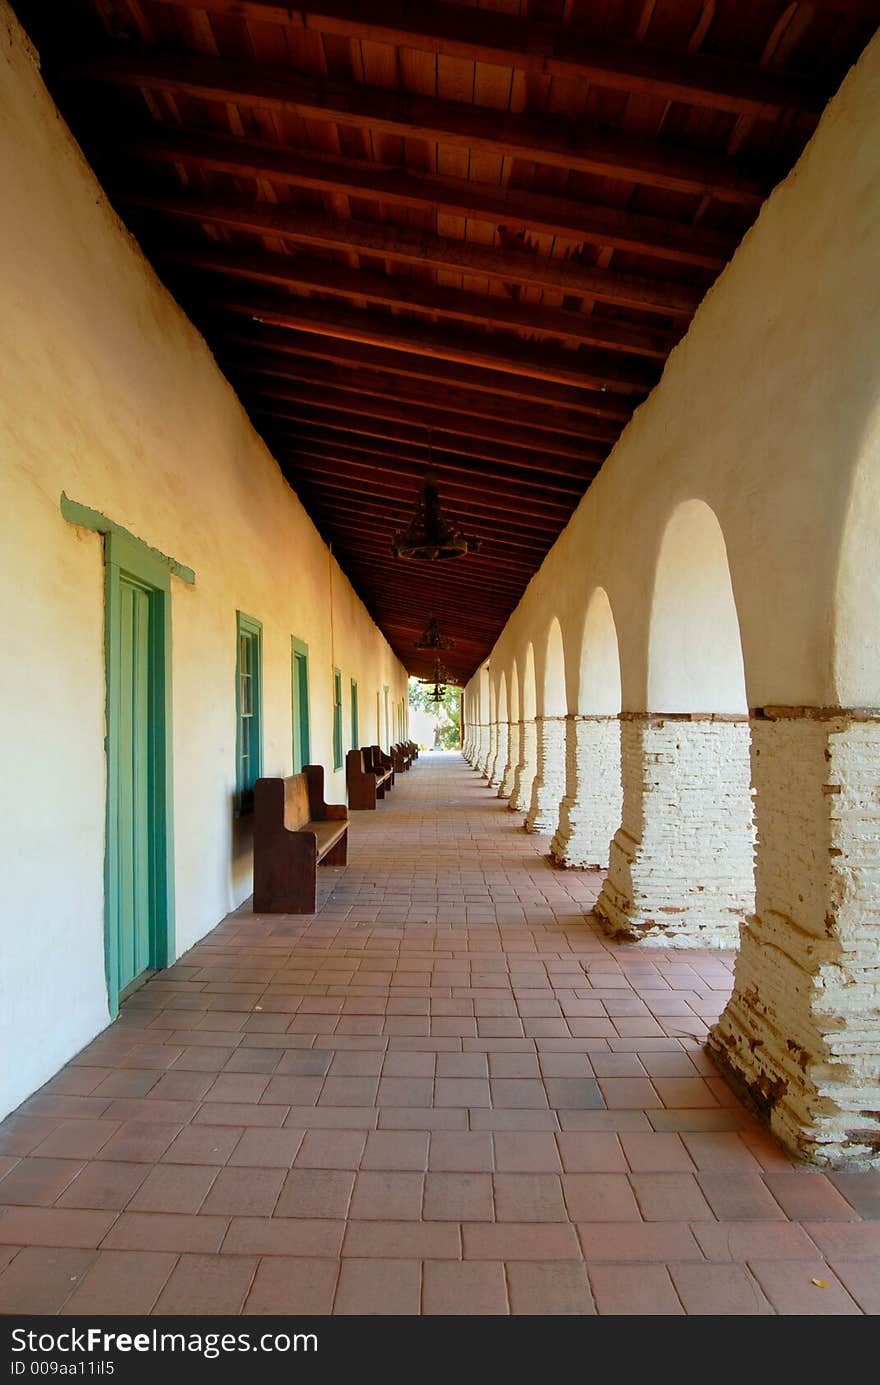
414, 614, 456, 651
391, 470, 481, 561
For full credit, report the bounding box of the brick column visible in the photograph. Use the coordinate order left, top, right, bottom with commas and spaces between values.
708, 709, 880, 1166
469, 723, 485, 769
551, 716, 623, 869
595, 714, 755, 946
481, 719, 497, 779
499, 720, 519, 799
524, 715, 567, 835
509, 719, 537, 813
488, 721, 508, 789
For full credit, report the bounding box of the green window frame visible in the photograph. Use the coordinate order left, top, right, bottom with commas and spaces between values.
236, 611, 263, 816
291, 636, 311, 773
333, 668, 343, 770
350, 678, 359, 751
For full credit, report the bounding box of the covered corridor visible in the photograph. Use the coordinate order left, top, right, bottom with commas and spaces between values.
0, 755, 877, 1317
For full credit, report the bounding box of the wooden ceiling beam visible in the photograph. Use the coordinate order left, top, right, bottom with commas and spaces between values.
72, 50, 771, 203
285, 476, 566, 547
204, 293, 656, 393
120, 128, 737, 270
235, 365, 616, 451
221, 351, 621, 442
282, 440, 584, 512
148, 1, 826, 120
275, 433, 588, 506
161, 244, 677, 359
245, 384, 606, 469
119, 190, 699, 317
219, 326, 636, 419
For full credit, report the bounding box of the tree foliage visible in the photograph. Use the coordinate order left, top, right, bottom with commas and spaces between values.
408, 678, 462, 749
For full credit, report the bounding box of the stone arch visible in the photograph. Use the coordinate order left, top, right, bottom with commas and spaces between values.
552, 588, 623, 868
508, 662, 520, 722
499, 662, 520, 798
541, 617, 568, 717
578, 587, 622, 716
648, 499, 747, 714
521, 643, 536, 719
509, 644, 537, 812
833, 403, 880, 706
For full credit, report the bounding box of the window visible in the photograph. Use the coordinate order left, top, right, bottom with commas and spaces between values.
291, 636, 310, 772
333, 668, 343, 770
383, 684, 390, 748
236, 612, 262, 815
350, 678, 359, 751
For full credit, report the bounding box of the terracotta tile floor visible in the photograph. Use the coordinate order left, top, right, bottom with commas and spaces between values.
1, 753, 878, 1315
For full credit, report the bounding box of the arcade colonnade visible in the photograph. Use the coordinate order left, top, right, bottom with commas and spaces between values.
465, 36, 880, 1171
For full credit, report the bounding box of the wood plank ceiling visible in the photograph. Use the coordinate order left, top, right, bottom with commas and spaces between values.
14, 0, 878, 681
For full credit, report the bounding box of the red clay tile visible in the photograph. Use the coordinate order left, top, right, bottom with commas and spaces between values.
222, 1217, 344, 1258
556, 1133, 626, 1174
57, 1161, 148, 1210
295, 1131, 367, 1169
462, 1223, 580, 1261
802, 1221, 880, 1260
0, 1157, 84, 1205
494, 1173, 567, 1222
342, 1220, 460, 1259
493, 1132, 561, 1173
361, 1131, 429, 1171
589, 1264, 683, 1315
828, 1259, 880, 1314
333, 1259, 421, 1314
0, 1247, 97, 1313
692, 1220, 819, 1261
61, 1249, 177, 1315
0, 1207, 117, 1248
95, 1121, 182, 1163
244, 1256, 339, 1314
152, 1252, 257, 1315
423, 1173, 493, 1221
429, 1132, 493, 1172
423, 1260, 508, 1315
620, 1132, 695, 1172
669, 1263, 772, 1315
162, 1125, 243, 1165
350, 1171, 423, 1220
275, 1169, 355, 1219
228, 1128, 304, 1168
201, 1167, 286, 1216
128, 1164, 219, 1214
577, 1221, 701, 1261
562, 1174, 641, 1223
506, 1261, 595, 1315
749, 1260, 861, 1314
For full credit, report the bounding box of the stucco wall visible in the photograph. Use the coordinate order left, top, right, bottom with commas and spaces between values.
0, 7, 407, 1118
470, 31, 880, 717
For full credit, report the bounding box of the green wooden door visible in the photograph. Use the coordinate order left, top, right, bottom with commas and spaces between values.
116, 576, 153, 992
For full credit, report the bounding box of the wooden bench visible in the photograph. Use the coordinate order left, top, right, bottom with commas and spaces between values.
346, 747, 393, 809
253, 765, 348, 913
405, 739, 419, 761
391, 742, 413, 773
365, 744, 395, 790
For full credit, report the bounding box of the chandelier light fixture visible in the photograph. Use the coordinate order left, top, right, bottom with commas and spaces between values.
414, 615, 456, 652
391, 441, 481, 561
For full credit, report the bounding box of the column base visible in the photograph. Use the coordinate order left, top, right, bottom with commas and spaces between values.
594, 716, 754, 948
551, 717, 622, 869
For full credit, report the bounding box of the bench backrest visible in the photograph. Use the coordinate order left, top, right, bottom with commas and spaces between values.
282, 772, 313, 831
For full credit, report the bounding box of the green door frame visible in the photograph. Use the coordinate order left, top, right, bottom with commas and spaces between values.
291, 636, 311, 772
350, 678, 359, 751
104, 529, 175, 1019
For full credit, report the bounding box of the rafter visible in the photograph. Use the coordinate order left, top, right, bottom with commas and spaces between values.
147, 0, 826, 120
73, 50, 772, 203
201, 293, 657, 393
244, 385, 606, 469
161, 244, 677, 359
276, 439, 588, 511
223, 351, 621, 442
120, 128, 738, 269
119, 190, 699, 317
237, 374, 611, 455
218, 326, 637, 418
